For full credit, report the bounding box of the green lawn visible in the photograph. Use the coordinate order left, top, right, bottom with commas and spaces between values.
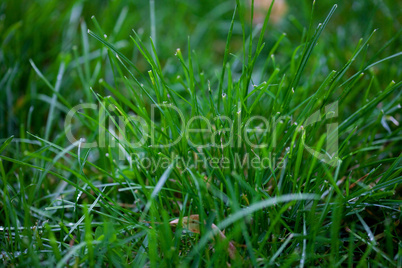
0, 0, 401, 266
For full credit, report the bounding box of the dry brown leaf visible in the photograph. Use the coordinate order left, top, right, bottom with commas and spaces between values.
249, 0, 288, 25
169, 214, 201, 233
169, 214, 237, 259
349, 173, 369, 189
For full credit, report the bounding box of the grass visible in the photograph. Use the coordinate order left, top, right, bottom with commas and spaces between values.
1, 0, 401, 266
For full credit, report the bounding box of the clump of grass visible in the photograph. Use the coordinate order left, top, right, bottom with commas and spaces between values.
0, 0, 401, 267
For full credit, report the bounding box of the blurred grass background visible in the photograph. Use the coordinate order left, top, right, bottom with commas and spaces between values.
1, 0, 401, 140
